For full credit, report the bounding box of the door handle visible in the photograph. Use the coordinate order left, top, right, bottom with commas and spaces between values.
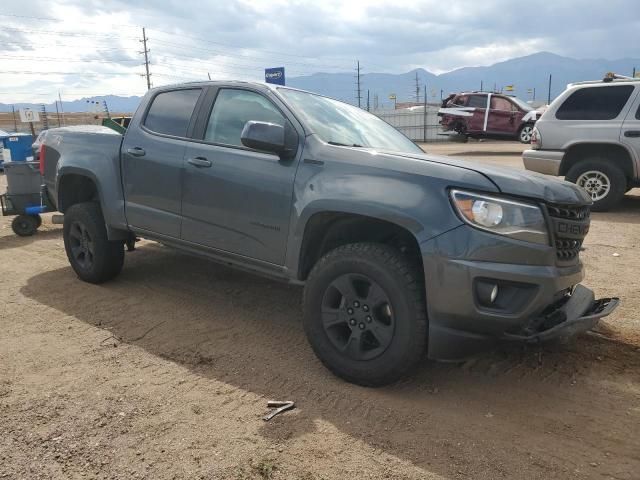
127, 147, 146, 157
187, 156, 212, 168
624, 130, 640, 138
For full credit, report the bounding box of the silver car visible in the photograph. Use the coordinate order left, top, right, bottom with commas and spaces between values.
523, 74, 640, 211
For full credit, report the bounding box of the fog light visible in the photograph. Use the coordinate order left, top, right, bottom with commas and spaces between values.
477, 282, 499, 307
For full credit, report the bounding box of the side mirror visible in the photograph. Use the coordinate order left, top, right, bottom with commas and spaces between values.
240, 121, 296, 157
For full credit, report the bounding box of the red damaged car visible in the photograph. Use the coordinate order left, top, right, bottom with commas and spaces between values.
438, 92, 540, 143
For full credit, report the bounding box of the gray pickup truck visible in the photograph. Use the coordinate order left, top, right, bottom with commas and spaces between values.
40, 81, 618, 386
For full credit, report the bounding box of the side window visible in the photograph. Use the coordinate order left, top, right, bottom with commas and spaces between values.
467, 95, 487, 109
636, 103, 640, 120
205, 89, 286, 147
144, 89, 201, 137
490, 97, 512, 111
451, 95, 466, 106
556, 85, 634, 121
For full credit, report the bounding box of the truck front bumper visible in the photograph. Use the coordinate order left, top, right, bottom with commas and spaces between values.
522, 149, 564, 176
421, 225, 618, 360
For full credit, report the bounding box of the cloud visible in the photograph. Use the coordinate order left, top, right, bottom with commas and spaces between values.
0, 0, 639, 102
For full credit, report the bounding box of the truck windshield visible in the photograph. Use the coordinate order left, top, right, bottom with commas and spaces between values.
278, 88, 423, 153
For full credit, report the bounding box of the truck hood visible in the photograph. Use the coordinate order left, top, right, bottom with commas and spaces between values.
389, 151, 591, 205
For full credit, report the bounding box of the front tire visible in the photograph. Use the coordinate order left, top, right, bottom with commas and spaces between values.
63, 202, 124, 284
303, 243, 427, 387
566, 160, 626, 212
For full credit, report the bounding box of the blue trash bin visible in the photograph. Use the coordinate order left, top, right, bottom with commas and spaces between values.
1, 133, 34, 162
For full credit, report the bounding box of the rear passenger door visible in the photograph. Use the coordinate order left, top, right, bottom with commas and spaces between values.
620, 87, 640, 169
122, 87, 204, 238
488, 96, 520, 136
466, 94, 488, 133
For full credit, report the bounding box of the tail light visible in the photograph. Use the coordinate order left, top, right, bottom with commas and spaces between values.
530, 127, 541, 150
38, 144, 45, 175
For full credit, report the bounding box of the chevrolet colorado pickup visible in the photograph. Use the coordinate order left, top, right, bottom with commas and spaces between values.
40, 81, 618, 386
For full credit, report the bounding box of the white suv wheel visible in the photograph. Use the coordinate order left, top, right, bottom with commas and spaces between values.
576, 170, 611, 201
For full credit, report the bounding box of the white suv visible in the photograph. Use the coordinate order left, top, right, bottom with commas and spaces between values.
523, 75, 640, 211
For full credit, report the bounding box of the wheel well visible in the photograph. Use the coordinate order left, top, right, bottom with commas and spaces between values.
57, 174, 99, 213
559, 143, 635, 179
298, 212, 423, 281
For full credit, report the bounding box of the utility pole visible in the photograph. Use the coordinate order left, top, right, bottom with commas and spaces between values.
414, 71, 421, 103
54, 100, 61, 127
11, 105, 17, 132
355, 60, 362, 108
423, 85, 427, 143
373, 93, 379, 110
366, 90, 370, 112
58, 92, 65, 126
633, 67, 637, 78
140, 27, 152, 90
547, 74, 552, 105
480, 80, 483, 92
207, 72, 212, 80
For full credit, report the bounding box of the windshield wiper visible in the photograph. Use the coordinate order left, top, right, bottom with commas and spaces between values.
328, 141, 364, 148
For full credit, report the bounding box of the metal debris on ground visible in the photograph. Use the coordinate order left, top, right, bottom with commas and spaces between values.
263, 400, 295, 421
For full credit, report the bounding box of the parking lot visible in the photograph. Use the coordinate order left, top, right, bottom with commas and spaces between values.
1, 142, 639, 479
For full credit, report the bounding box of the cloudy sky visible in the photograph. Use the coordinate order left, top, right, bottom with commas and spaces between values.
1, 0, 639, 103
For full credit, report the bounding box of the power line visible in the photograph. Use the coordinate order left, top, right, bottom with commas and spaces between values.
0, 12, 140, 29
0, 25, 138, 40
148, 28, 353, 64
0, 55, 139, 64
150, 38, 350, 70
0, 71, 138, 76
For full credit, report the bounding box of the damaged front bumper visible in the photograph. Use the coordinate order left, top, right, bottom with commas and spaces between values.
502, 284, 618, 342
421, 224, 619, 361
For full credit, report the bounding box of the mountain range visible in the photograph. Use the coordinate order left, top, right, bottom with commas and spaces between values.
1, 52, 638, 113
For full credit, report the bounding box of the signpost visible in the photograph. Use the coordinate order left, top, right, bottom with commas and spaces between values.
389, 93, 397, 109
18, 108, 39, 136
265, 67, 285, 86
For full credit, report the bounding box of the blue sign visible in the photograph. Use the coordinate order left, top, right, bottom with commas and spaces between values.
265, 67, 285, 86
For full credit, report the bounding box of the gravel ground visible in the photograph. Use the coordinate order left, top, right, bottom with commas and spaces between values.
1, 143, 639, 480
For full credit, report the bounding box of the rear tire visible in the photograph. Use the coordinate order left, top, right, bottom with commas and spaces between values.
12, 215, 38, 236
303, 243, 427, 387
566, 160, 626, 212
63, 202, 124, 284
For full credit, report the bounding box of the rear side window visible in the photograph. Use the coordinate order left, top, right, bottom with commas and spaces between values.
556, 85, 634, 120
144, 89, 201, 137
467, 95, 487, 108
491, 97, 512, 111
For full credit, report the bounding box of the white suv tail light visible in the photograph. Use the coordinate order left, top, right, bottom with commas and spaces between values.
531, 127, 541, 150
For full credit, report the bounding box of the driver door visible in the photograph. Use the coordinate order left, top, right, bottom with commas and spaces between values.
180, 87, 299, 265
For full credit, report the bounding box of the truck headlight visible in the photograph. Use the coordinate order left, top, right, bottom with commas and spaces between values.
450, 190, 549, 245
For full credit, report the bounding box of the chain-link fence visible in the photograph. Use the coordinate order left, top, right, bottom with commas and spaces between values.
372, 106, 447, 143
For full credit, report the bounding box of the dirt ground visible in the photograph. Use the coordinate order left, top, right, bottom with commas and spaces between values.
1, 142, 639, 480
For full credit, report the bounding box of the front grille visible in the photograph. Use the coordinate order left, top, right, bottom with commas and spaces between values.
546, 204, 591, 263
547, 205, 590, 221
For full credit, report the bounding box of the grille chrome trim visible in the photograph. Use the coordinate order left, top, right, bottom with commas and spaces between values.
546, 204, 591, 263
